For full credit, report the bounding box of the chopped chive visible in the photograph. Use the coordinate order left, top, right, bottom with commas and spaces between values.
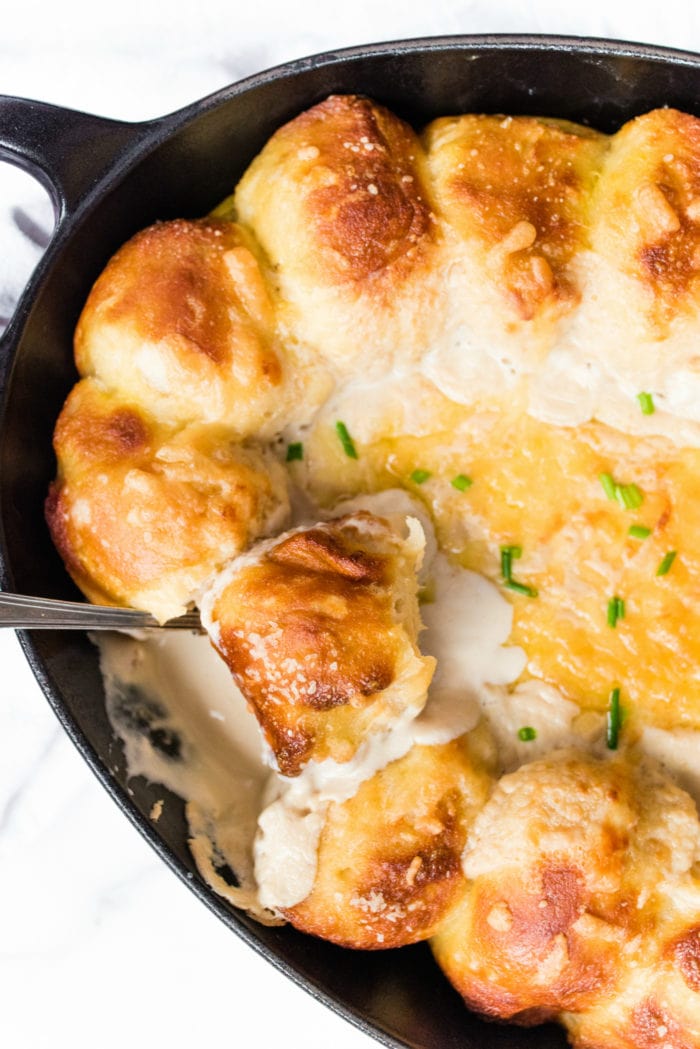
505, 579, 539, 598
335, 420, 358, 459
637, 392, 655, 415
617, 483, 644, 510
518, 726, 537, 742
656, 550, 677, 577
628, 524, 651, 539
500, 545, 522, 581
410, 469, 431, 485
606, 687, 622, 750
286, 442, 303, 462
500, 545, 536, 596
451, 473, 473, 492
600, 472, 617, 500
600, 472, 644, 511
607, 596, 625, 628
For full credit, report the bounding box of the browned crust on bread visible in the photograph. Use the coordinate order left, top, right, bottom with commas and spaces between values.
208, 512, 432, 775
77, 218, 279, 372
435, 863, 620, 1022
669, 924, 700, 992
431, 751, 700, 1034
268, 526, 387, 584
284, 738, 492, 949
46, 378, 285, 619
627, 997, 697, 1049
73, 217, 287, 434
268, 94, 432, 284
425, 114, 606, 320
631, 112, 700, 307
593, 108, 700, 330
303, 96, 431, 281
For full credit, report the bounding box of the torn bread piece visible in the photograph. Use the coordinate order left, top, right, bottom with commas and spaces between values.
199, 511, 435, 776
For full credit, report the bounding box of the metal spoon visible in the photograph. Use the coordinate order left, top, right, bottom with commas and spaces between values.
0, 592, 202, 630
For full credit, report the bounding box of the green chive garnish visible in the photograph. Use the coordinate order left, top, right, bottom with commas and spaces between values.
505, 580, 539, 598
451, 474, 473, 492
410, 469, 431, 485
606, 687, 622, 750
500, 545, 521, 580
600, 472, 617, 500
637, 392, 655, 415
617, 483, 644, 510
600, 473, 644, 510
500, 545, 536, 596
657, 550, 677, 577
628, 524, 651, 539
286, 442, 303, 462
335, 421, 358, 459
518, 726, 537, 742
607, 596, 625, 628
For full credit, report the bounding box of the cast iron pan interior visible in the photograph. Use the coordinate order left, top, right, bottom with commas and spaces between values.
2, 35, 700, 1049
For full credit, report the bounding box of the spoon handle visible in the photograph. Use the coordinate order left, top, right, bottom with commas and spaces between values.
0, 592, 201, 630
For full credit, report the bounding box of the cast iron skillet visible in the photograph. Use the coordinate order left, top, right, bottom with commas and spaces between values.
2, 33, 700, 1049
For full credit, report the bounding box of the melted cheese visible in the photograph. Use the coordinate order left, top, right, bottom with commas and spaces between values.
299, 393, 700, 734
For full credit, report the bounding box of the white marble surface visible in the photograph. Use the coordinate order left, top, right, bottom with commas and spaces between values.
2, 2, 700, 1047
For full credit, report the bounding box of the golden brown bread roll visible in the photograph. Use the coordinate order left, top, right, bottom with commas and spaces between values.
528, 107, 700, 439
425, 114, 606, 323
431, 750, 700, 1040
46, 378, 289, 621
200, 511, 435, 776
235, 94, 446, 377
419, 113, 608, 409
282, 735, 493, 949
592, 107, 700, 330
74, 218, 291, 435
562, 866, 700, 1048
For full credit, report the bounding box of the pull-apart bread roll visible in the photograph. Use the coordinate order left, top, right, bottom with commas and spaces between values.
565, 909, 700, 1049
200, 511, 435, 776
47, 378, 289, 622
235, 95, 445, 377
74, 217, 296, 435
431, 750, 700, 1046
534, 108, 700, 436
590, 108, 700, 335
282, 736, 493, 949
422, 115, 606, 402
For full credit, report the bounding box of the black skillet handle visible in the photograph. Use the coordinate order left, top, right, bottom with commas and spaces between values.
0, 95, 145, 223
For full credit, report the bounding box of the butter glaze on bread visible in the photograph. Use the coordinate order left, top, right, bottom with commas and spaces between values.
200, 512, 434, 776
